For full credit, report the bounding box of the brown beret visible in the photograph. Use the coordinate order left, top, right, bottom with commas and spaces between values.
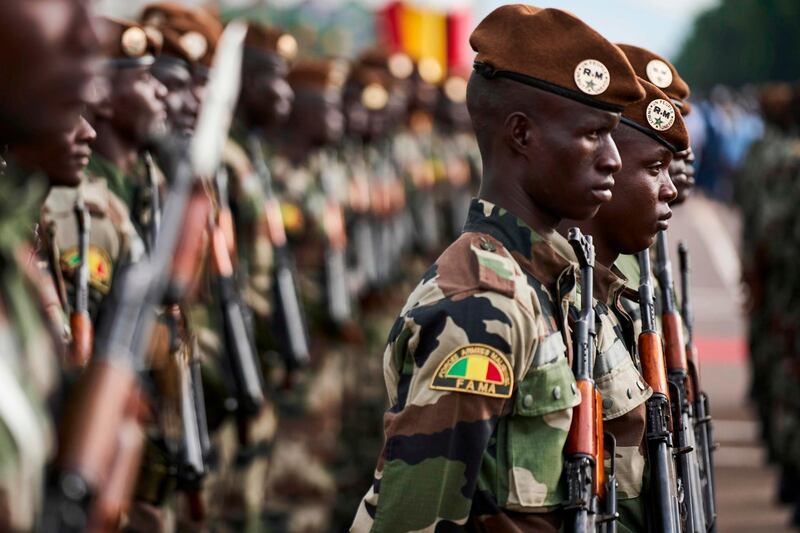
358, 48, 415, 81
140, 2, 222, 68
98, 17, 161, 66
470, 5, 645, 112
245, 24, 298, 63
620, 77, 689, 153
347, 64, 393, 110
288, 59, 348, 92
617, 44, 691, 115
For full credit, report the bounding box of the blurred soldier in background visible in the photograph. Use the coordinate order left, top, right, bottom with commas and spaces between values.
0, 0, 99, 530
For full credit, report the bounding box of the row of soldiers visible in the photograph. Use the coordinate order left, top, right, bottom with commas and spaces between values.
736, 82, 800, 526
0, 1, 481, 531
349, 5, 720, 533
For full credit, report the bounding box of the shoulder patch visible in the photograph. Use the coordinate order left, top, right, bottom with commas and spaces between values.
60, 245, 113, 294
430, 343, 513, 398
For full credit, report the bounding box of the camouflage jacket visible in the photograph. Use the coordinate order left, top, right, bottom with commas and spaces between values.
39, 176, 144, 322
582, 261, 652, 504
0, 158, 60, 531
352, 198, 584, 532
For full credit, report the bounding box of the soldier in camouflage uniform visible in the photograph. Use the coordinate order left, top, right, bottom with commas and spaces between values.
734, 83, 800, 517
261, 58, 350, 533
567, 77, 688, 532
610, 46, 693, 334
351, 5, 647, 530
15, 113, 144, 357
0, 0, 99, 529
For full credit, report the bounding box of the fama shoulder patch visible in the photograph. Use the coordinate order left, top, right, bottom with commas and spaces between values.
430, 343, 513, 398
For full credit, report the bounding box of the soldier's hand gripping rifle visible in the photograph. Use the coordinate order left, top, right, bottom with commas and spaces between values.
46, 21, 248, 533
564, 228, 617, 533
69, 193, 93, 367
678, 242, 717, 532
637, 249, 681, 533
319, 153, 352, 327
654, 231, 706, 532
248, 134, 310, 374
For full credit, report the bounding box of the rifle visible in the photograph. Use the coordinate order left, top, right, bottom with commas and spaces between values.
319, 153, 352, 326
654, 231, 706, 532
143, 150, 161, 254
46, 21, 248, 532
564, 228, 617, 533
637, 249, 680, 533
69, 194, 93, 367
678, 242, 717, 532
247, 134, 310, 373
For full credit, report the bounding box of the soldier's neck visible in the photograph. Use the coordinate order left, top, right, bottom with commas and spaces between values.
567, 218, 618, 268
478, 170, 559, 240
92, 122, 141, 175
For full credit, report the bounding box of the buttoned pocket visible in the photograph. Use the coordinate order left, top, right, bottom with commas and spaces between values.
498, 356, 581, 510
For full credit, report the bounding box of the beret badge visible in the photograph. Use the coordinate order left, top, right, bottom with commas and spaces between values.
574, 59, 610, 95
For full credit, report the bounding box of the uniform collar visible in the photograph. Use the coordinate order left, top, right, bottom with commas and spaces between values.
463, 198, 576, 287
86, 152, 145, 208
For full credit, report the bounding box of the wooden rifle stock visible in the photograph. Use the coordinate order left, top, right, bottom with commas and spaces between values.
69, 312, 93, 368
168, 183, 212, 300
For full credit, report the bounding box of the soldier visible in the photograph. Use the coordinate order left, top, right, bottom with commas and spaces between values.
86, 17, 168, 245
351, 5, 645, 531
15, 112, 144, 368
0, 0, 99, 530
140, 2, 224, 135
610, 46, 693, 328
567, 78, 687, 531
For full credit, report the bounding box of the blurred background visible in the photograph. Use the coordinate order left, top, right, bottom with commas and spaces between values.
98, 1, 800, 531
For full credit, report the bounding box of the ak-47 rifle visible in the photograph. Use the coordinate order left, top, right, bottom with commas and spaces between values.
319, 153, 352, 326
564, 228, 617, 533
637, 249, 680, 533
248, 134, 310, 373
654, 231, 706, 532
678, 242, 717, 532
46, 21, 248, 532
143, 150, 161, 254
69, 194, 93, 367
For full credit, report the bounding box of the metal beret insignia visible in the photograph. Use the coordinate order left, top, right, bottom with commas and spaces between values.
646, 98, 676, 131
276, 33, 298, 61
646, 59, 673, 89
361, 83, 388, 110
418, 56, 444, 85
388, 53, 414, 80
574, 59, 611, 95
444, 76, 467, 103
121, 27, 148, 58
430, 344, 513, 399
179, 31, 208, 61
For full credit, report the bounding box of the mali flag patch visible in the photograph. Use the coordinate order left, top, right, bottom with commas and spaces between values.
430, 344, 513, 398
60, 245, 113, 294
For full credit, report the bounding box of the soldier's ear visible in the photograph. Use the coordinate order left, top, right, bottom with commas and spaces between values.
506, 112, 531, 155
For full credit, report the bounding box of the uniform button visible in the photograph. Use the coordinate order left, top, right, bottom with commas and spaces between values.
480, 238, 495, 252
636, 380, 646, 391
627, 388, 633, 399
571, 382, 578, 394
603, 398, 613, 410
552, 386, 561, 400
523, 394, 534, 408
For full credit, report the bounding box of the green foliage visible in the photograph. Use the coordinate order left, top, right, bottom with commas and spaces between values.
676, 0, 800, 91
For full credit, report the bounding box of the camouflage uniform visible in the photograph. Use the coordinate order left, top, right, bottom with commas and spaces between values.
579, 260, 652, 532
0, 158, 61, 531
39, 176, 145, 322
352, 198, 584, 531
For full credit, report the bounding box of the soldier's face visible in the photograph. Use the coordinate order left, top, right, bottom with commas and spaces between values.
13, 114, 96, 187
0, 0, 100, 142
669, 146, 695, 205
243, 59, 294, 128
521, 94, 622, 221
110, 66, 168, 144
592, 126, 677, 254
152, 60, 199, 135
293, 90, 344, 145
